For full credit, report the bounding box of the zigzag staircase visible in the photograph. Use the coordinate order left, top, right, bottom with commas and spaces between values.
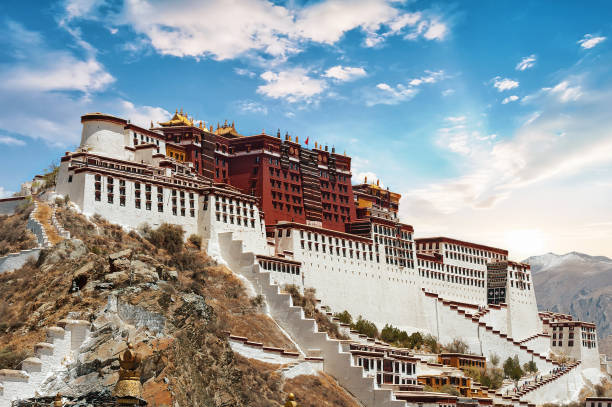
422, 291, 557, 373
218, 232, 405, 407
0, 319, 90, 406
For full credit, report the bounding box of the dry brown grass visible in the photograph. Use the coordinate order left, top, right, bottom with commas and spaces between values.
0, 202, 37, 255
283, 372, 364, 407
34, 201, 62, 244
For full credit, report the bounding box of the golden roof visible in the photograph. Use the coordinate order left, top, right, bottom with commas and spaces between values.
158, 109, 194, 127
215, 119, 243, 138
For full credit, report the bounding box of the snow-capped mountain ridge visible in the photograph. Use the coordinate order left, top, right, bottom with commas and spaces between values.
524, 251, 612, 274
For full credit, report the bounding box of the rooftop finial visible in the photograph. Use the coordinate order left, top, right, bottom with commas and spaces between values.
277, 128, 281, 138
295, 136, 299, 143
150, 121, 153, 129
180, 108, 183, 115
224, 119, 228, 127
315, 141, 318, 149
325, 145, 328, 152
364, 176, 367, 184
54, 393, 63, 407
377, 179, 380, 186
332, 146, 335, 154
232, 120, 235, 129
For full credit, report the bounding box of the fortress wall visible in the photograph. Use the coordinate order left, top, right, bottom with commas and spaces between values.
200, 194, 267, 256
78, 173, 199, 236
507, 286, 541, 341
481, 305, 509, 335
0, 197, 27, 215
0, 249, 41, 274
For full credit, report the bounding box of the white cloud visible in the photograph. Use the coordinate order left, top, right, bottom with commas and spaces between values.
441, 88, 455, 97
0, 187, 14, 199
67, 0, 449, 61
117, 101, 170, 129
257, 68, 327, 103
369, 83, 419, 106
516, 54, 536, 71
1, 56, 114, 93
578, 34, 606, 49
0, 136, 26, 146
323, 65, 367, 82
423, 20, 448, 40
238, 100, 268, 115
502, 95, 519, 104
63, 0, 107, 21
492, 77, 519, 92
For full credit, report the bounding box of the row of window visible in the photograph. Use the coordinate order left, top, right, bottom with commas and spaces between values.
299, 230, 372, 251
259, 260, 300, 275
301, 240, 376, 261
215, 213, 256, 228
418, 269, 485, 288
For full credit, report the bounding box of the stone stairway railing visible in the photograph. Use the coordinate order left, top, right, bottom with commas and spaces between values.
27, 201, 50, 248
50, 205, 70, 240
218, 232, 406, 407
423, 291, 557, 374
0, 319, 90, 406
516, 362, 581, 402
0, 201, 49, 273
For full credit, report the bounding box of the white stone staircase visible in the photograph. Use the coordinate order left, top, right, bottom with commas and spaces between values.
0, 319, 90, 406
218, 232, 405, 407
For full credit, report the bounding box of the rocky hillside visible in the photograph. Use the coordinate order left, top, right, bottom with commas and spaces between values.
0, 204, 361, 407
524, 252, 612, 356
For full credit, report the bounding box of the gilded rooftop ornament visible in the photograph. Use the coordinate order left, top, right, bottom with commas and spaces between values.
114, 342, 146, 406
158, 110, 194, 127
54, 393, 63, 407
284, 393, 298, 407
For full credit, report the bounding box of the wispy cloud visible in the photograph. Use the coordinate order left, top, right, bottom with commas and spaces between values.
516, 55, 536, 71
238, 100, 268, 115
578, 34, 606, 49
234, 68, 256, 78
502, 95, 519, 104
0, 136, 26, 146
366, 70, 445, 106
492, 77, 519, 91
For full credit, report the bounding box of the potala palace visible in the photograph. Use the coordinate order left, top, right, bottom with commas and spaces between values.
4, 110, 606, 406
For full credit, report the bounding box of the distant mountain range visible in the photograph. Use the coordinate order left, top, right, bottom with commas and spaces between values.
524, 252, 612, 356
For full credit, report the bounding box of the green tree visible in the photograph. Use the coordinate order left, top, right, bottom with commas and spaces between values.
352, 316, 378, 338
334, 310, 353, 325
523, 360, 538, 374
445, 338, 469, 354
503, 355, 523, 382
424, 334, 441, 353
490, 353, 500, 367
407, 332, 424, 349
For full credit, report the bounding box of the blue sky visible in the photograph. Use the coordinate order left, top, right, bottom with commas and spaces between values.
1, 0, 611, 259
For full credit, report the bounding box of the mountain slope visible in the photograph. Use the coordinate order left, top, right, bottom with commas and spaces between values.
524, 252, 612, 356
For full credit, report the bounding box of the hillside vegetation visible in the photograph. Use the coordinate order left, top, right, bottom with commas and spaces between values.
0, 206, 360, 406
0, 201, 37, 255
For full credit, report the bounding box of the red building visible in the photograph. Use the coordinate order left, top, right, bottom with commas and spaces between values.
154, 113, 358, 232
